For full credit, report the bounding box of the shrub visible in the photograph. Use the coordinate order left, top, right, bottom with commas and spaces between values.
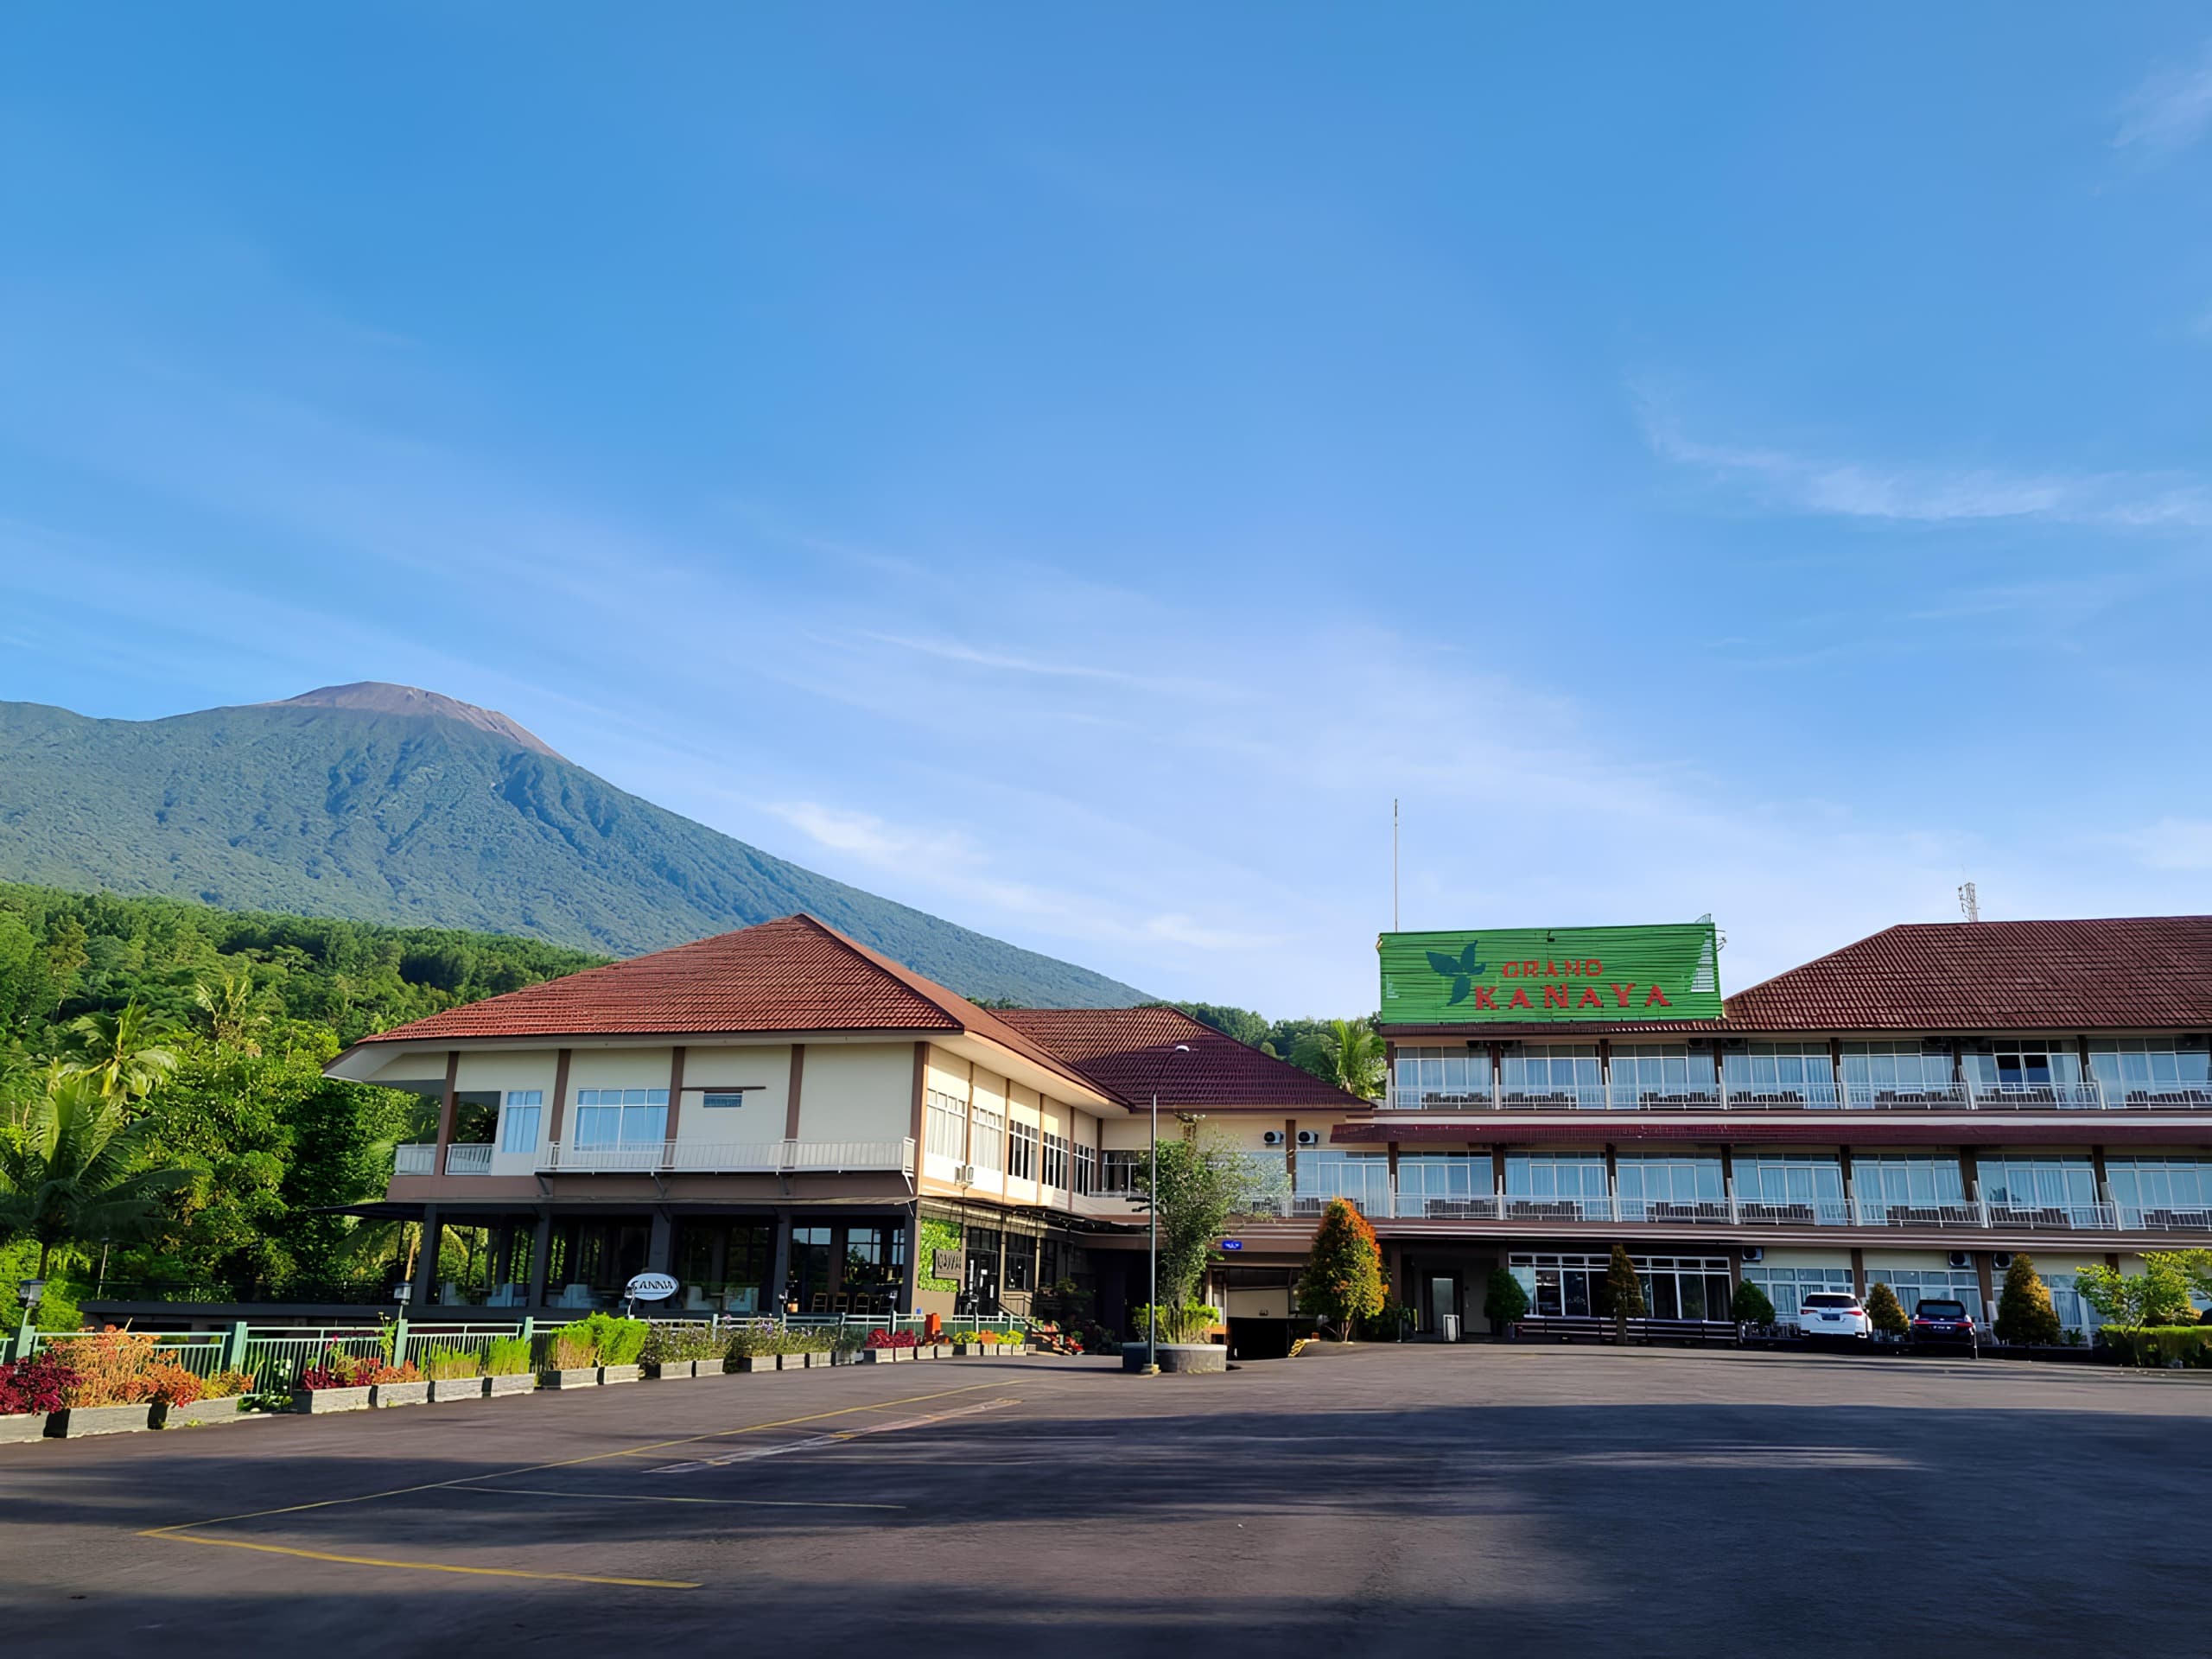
2100, 1325, 2212, 1368
2077, 1258, 2200, 1332
1484, 1266, 1530, 1332
568, 1313, 649, 1366
546, 1327, 599, 1371
1866, 1281, 1909, 1338
863, 1328, 918, 1350
724, 1322, 783, 1360
46, 1327, 166, 1407
1602, 1245, 1646, 1341
1355, 1298, 1412, 1342
639, 1323, 721, 1365
1130, 1303, 1220, 1344
0, 1352, 77, 1415
419, 1344, 485, 1382
1297, 1199, 1386, 1338
299, 1348, 419, 1389
202, 1369, 258, 1399
483, 1338, 532, 1376
1730, 1280, 1776, 1325
1994, 1253, 2062, 1346
144, 1361, 207, 1406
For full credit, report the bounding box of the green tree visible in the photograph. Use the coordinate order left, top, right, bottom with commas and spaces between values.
60, 1001, 181, 1107
1128, 1128, 1255, 1313
2077, 1255, 2200, 1332
1603, 1243, 1645, 1344
1866, 1281, 1909, 1338
1290, 1018, 1388, 1100
0, 1074, 193, 1280
1993, 1253, 2062, 1345
1484, 1265, 1529, 1337
1297, 1198, 1385, 1338
1731, 1278, 1776, 1325
193, 962, 270, 1057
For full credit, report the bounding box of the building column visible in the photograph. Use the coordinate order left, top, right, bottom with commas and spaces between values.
412, 1205, 442, 1308
900, 1205, 922, 1316
1974, 1251, 1996, 1318
1848, 1246, 1866, 1299
770, 1211, 794, 1313
647, 1211, 674, 1274
433, 1050, 460, 1173
526, 1211, 553, 1306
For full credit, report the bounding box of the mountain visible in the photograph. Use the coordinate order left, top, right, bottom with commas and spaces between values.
0, 685, 1147, 1007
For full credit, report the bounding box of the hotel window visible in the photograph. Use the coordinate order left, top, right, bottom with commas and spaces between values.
1743, 1263, 1854, 1326
1868, 1267, 1984, 1325
925, 1089, 969, 1161
1964, 1041, 2081, 1094
1500, 1046, 1601, 1103
970, 1104, 1004, 1172
1734, 1156, 1846, 1211
1395, 1152, 1486, 1205
1852, 1155, 1967, 1208
498, 1090, 543, 1154
1978, 1156, 2097, 1212
1008, 1121, 1039, 1181
699, 1090, 749, 1110
1509, 1251, 1730, 1322
1393, 1046, 1489, 1106
573, 1088, 668, 1148
1074, 1141, 1096, 1196
1723, 1045, 1837, 1103
1607, 1045, 1713, 1103
2088, 1039, 2212, 1103
1101, 1149, 1141, 1194
1503, 1153, 1609, 1201
1040, 1131, 1070, 1191
2106, 1158, 2212, 1216
1614, 1156, 1724, 1211
1840, 1043, 1955, 1096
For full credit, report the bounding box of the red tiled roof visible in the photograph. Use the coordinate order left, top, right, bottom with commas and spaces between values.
1381, 918, 2212, 1039
994, 1006, 1370, 1113
353, 913, 1103, 1098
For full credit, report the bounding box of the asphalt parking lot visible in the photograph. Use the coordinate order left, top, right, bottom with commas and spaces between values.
3, 1344, 2208, 1656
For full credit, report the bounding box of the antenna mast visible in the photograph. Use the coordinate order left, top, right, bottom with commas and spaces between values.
1392, 798, 1400, 931
1958, 880, 1980, 923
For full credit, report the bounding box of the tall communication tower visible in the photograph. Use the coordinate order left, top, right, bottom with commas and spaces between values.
1958, 880, 1980, 924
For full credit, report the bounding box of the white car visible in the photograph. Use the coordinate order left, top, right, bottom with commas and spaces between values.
1799, 1290, 1872, 1339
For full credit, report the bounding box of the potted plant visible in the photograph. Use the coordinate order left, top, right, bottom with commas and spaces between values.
420, 1344, 489, 1402
291, 1348, 375, 1413
154, 1368, 258, 1428
366, 1358, 427, 1408
641, 1323, 716, 1379
861, 1329, 918, 1364
725, 1324, 777, 1373
0, 1351, 76, 1443
537, 1325, 601, 1389
483, 1337, 537, 1396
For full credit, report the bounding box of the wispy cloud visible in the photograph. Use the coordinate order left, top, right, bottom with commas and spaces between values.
2115, 42, 2212, 157
1642, 404, 2212, 529
2125, 817, 2212, 873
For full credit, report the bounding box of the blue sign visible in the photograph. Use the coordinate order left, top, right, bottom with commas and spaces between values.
1220, 1239, 1244, 1251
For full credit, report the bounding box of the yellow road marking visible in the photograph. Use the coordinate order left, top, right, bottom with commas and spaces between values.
451, 1483, 906, 1510
157, 1530, 699, 1589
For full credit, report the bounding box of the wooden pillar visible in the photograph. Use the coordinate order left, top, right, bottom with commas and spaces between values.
547, 1047, 573, 1147
1849, 1247, 1866, 1299
1960, 1148, 1981, 1202
412, 1205, 442, 1307
770, 1211, 794, 1312
1974, 1251, 1996, 1317
900, 1205, 921, 1316
664, 1046, 687, 1145
785, 1044, 806, 1139
434, 1050, 461, 1170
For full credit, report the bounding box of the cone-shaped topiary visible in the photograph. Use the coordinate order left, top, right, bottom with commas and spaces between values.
1298, 1198, 1386, 1340
1731, 1278, 1776, 1325
1994, 1254, 2061, 1345
1604, 1243, 1646, 1344
1866, 1280, 1909, 1338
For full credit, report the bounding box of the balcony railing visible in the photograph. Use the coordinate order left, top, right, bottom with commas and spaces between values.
1381, 1076, 2206, 1113
445, 1143, 494, 1176
395, 1143, 435, 1176
539, 1137, 916, 1175
1229, 1189, 2145, 1231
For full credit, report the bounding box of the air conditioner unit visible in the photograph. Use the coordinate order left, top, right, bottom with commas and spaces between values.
1740, 1246, 1764, 1263
1262, 1130, 1285, 1147
954, 1163, 976, 1185
1948, 1251, 1973, 1270
1992, 1253, 2014, 1271
1295, 1130, 1321, 1147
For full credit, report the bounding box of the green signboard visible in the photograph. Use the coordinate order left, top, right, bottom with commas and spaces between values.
1379, 923, 1722, 1024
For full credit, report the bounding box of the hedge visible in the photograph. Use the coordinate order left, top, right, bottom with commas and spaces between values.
2099, 1326, 2212, 1368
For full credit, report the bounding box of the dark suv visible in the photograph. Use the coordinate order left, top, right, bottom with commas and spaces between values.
1910, 1298, 1980, 1352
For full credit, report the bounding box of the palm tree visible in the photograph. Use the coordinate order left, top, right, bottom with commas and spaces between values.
0, 1074, 191, 1281
1293, 1018, 1389, 1100
60, 1001, 181, 1106
194, 963, 268, 1056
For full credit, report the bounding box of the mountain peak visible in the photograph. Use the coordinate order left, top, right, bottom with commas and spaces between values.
266, 682, 565, 760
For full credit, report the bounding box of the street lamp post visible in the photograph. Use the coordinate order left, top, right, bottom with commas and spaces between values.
1144, 1043, 1192, 1376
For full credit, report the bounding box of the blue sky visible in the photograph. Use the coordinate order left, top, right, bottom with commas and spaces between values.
4, 8, 2212, 1014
